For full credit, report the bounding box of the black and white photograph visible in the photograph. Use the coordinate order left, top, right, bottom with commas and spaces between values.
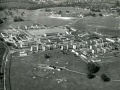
0, 0, 120, 90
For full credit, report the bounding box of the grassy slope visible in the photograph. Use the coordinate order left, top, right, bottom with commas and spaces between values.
0, 42, 6, 67
10, 50, 120, 90
0, 42, 6, 88
71, 16, 120, 37
0, 2, 37, 9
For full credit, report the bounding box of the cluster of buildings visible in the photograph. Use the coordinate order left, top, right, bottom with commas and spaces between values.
29, 26, 120, 62
24, 24, 47, 30
0, 27, 36, 49
1, 25, 120, 62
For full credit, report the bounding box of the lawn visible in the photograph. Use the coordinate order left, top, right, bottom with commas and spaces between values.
10, 49, 120, 90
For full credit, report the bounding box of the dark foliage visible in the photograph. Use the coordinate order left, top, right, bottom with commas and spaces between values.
61, 50, 68, 55
115, 1, 120, 7
14, 16, 24, 22
6, 42, 14, 46
84, 12, 96, 17
0, 7, 4, 11
101, 74, 110, 82
44, 54, 50, 58
117, 8, 120, 12
0, 73, 3, 76
99, 13, 103, 16
90, 8, 101, 12
57, 10, 62, 14
45, 8, 51, 12
87, 62, 101, 73
0, 18, 3, 24
0, 37, 4, 42
87, 73, 96, 79
66, 10, 70, 13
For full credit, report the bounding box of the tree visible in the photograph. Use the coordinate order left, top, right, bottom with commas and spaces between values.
14, 16, 24, 22
0, 73, 3, 76
91, 13, 96, 17
6, 42, 14, 46
0, 18, 3, 24
62, 50, 68, 54
87, 62, 101, 73
0, 37, 4, 41
115, 1, 120, 7
101, 74, 110, 82
45, 8, 51, 12
44, 54, 50, 58
87, 72, 96, 79
66, 10, 70, 13
99, 13, 103, 16
58, 10, 62, 14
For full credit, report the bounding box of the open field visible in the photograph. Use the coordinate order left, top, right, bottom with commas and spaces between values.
0, 7, 120, 36
27, 27, 67, 35
0, 7, 120, 37
0, 6, 120, 90
0, 2, 41, 10
10, 49, 120, 90
0, 8, 77, 30
71, 16, 120, 37
50, 7, 90, 14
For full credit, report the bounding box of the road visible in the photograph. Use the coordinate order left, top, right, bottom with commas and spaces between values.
0, 41, 11, 90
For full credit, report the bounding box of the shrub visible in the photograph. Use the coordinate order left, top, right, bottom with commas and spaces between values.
0, 37, 4, 42
99, 13, 103, 16
90, 8, 101, 12
45, 8, 51, 12
0, 18, 3, 24
87, 62, 101, 73
58, 10, 62, 14
62, 50, 68, 54
44, 54, 50, 58
91, 13, 96, 17
14, 16, 24, 22
101, 74, 110, 82
87, 73, 96, 79
6, 42, 13, 46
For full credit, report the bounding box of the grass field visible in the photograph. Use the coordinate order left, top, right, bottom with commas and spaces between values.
71, 16, 120, 37
10, 50, 120, 90
0, 2, 40, 10
50, 7, 90, 14
0, 7, 120, 36
1, 7, 120, 37
27, 27, 67, 35
0, 5, 120, 90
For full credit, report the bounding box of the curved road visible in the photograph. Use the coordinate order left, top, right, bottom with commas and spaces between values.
0, 41, 11, 90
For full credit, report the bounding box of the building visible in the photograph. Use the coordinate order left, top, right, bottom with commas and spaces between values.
19, 51, 28, 56
106, 38, 115, 43
44, 33, 60, 37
